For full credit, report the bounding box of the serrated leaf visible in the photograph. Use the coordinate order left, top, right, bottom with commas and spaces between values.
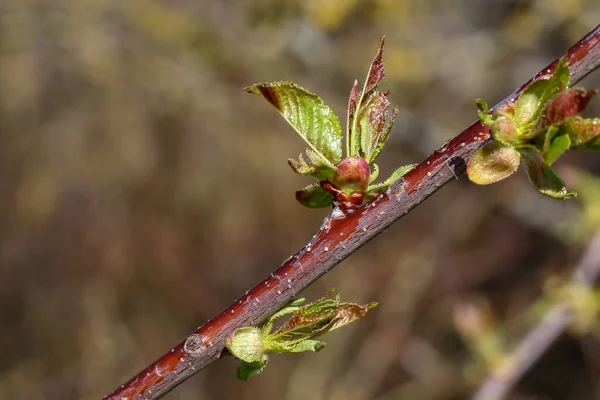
288, 155, 315, 176
520, 147, 576, 199
358, 92, 391, 162
245, 82, 343, 167
369, 164, 380, 183
364, 36, 386, 94
295, 183, 332, 208
260, 298, 306, 336
565, 117, 600, 150
349, 36, 387, 158
370, 106, 399, 163
514, 58, 569, 134
288, 152, 335, 180
467, 141, 521, 185
237, 355, 268, 381
265, 294, 376, 349
365, 164, 415, 197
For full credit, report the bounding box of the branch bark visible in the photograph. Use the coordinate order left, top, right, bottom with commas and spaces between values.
472, 229, 600, 400
105, 25, 600, 400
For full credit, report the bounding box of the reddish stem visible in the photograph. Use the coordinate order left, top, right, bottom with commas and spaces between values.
106, 25, 600, 400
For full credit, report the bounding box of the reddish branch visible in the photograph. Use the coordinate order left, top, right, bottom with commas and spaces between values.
106, 25, 600, 400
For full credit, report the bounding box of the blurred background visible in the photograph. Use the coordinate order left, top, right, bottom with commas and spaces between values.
1, 1, 600, 399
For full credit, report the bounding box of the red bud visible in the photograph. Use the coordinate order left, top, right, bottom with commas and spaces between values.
333, 157, 370, 194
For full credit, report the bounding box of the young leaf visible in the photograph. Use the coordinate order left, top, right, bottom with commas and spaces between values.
369, 106, 399, 164
295, 183, 332, 208
565, 117, 600, 150
365, 164, 415, 197
514, 58, 569, 134
358, 91, 391, 162
346, 79, 360, 156
369, 164, 380, 183
467, 141, 521, 185
265, 294, 376, 349
245, 82, 343, 169
229, 293, 376, 380
519, 147, 576, 199
539, 88, 596, 127
237, 356, 269, 381
543, 126, 571, 165
476, 98, 494, 126
349, 36, 387, 158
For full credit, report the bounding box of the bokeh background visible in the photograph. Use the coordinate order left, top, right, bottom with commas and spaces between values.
2, 1, 600, 399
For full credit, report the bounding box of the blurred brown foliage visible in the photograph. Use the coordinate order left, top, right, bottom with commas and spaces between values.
1, 1, 600, 399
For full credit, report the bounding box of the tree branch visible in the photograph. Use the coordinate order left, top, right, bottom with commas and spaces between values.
105, 25, 600, 400
472, 228, 600, 400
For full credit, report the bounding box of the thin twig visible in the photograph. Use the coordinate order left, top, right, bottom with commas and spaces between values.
472, 229, 600, 400
105, 25, 600, 400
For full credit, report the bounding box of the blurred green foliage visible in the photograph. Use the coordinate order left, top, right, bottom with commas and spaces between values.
1, 1, 600, 399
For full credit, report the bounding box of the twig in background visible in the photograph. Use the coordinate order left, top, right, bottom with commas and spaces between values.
472, 229, 600, 400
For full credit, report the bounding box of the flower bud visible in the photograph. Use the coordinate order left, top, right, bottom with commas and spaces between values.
333, 156, 370, 194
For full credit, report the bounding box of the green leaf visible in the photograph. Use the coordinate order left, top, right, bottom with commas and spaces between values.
260, 298, 306, 335
295, 183, 333, 208
543, 126, 571, 165
349, 36, 387, 158
237, 355, 269, 381
520, 147, 576, 199
346, 79, 360, 156
358, 92, 391, 162
467, 141, 521, 185
476, 98, 494, 126
369, 106, 399, 164
369, 164, 380, 183
365, 164, 415, 197
286, 339, 326, 353
245, 81, 343, 170
565, 117, 600, 150
514, 58, 569, 134
264, 294, 376, 350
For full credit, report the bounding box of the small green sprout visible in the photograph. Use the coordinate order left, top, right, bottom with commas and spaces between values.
225, 293, 377, 380
468, 57, 600, 199
245, 36, 414, 213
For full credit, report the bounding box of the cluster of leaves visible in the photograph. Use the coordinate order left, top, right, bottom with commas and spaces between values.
245, 36, 413, 212
467, 58, 600, 199
225, 293, 376, 380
